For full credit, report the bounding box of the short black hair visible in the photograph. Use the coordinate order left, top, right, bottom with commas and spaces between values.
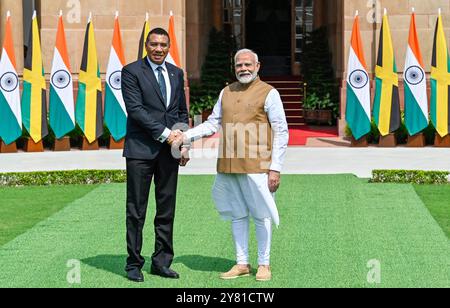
146, 28, 170, 44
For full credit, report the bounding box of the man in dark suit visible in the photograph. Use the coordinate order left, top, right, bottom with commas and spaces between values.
121, 28, 189, 282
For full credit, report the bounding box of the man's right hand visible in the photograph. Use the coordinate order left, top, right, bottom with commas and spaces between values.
167, 130, 183, 145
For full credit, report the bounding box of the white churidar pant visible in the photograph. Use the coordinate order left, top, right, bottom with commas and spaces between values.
212, 173, 279, 265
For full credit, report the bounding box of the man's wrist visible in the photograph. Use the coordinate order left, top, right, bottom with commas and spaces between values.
158, 128, 172, 143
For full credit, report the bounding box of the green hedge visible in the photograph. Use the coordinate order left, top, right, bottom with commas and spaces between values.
0, 170, 127, 187
371, 170, 450, 185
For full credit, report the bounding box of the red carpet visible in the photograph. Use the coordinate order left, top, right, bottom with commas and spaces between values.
197, 126, 338, 146
288, 126, 338, 146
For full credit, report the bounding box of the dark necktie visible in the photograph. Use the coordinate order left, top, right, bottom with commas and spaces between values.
157, 66, 167, 106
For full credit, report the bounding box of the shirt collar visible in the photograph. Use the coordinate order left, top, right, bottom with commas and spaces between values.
147, 57, 167, 72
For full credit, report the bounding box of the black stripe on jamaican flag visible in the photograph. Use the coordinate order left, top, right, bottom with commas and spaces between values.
24, 21, 34, 71
95, 90, 104, 140
41, 89, 49, 139
432, 19, 439, 68
80, 22, 91, 72
390, 85, 401, 133
137, 25, 146, 59
377, 23, 384, 67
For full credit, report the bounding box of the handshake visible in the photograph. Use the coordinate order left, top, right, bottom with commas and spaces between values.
167, 130, 190, 167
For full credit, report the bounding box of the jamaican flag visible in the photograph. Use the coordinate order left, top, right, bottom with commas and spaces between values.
431, 11, 450, 138
373, 11, 401, 137
75, 14, 103, 144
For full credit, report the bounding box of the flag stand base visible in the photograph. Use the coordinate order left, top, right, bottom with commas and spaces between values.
0, 140, 17, 153
351, 136, 368, 147
53, 137, 71, 152
108, 137, 124, 150
378, 134, 397, 147
81, 137, 99, 151
407, 133, 425, 147
434, 134, 450, 147
24, 138, 44, 152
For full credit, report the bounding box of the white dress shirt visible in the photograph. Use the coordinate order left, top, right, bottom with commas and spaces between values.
147, 57, 173, 143
185, 88, 289, 173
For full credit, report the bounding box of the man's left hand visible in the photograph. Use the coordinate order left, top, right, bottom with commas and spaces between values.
268, 170, 281, 193
179, 147, 190, 167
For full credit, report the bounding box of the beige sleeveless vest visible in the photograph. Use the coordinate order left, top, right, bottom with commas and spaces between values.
217, 77, 274, 174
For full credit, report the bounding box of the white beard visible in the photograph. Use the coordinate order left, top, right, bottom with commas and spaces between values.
237, 71, 258, 84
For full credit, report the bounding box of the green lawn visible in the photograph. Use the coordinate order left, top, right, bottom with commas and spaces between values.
0, 175, 448, 288
0, 185, 98, 246
414, 184, 450, 238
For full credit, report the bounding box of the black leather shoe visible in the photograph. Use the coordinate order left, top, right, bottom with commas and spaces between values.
150, 264, 180, 279
127, 268, 144, 282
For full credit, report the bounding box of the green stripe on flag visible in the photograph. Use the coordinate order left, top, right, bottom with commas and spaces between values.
75, 82, 86, 132
346, 84, 371, 140
448, 54, 450, 73
373, 77, 383, 127
21, 81, 32, 134
104, 85, 127, 141
0, 92, 22, 145
49, 86, 75, 139
404, 83, 429, 136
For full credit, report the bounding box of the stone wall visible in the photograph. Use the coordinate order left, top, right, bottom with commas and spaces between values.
186, 0, 214, 81
0, 0, 186, 75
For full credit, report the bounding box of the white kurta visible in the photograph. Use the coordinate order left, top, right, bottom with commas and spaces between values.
185, 88, 289, 226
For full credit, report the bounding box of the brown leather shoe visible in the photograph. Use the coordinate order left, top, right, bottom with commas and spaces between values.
220, 265, 251, 280
256, 265, 272, 281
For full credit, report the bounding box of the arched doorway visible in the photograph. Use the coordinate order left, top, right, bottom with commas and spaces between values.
245, 0, 291, 76
223, 0, 315, 77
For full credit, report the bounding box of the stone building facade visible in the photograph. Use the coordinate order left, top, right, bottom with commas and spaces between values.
1, 0, 449, 131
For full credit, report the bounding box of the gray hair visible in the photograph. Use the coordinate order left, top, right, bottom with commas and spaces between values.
234, 49, 259, 64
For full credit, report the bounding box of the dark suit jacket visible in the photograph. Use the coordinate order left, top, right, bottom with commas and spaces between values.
121, 59, 189, 160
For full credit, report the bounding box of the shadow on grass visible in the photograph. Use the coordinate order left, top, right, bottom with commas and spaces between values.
173, 255, 235, 273
82, 255, 129, 278
82, 254, 235, 277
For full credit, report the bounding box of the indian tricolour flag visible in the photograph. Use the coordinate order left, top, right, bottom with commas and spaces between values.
345, 11, 371, 140
403, 9, 429, 136
105, 12, 127, 142
49, 11, 75, 139
167, 11, 181, 67
0, 11, 22, 145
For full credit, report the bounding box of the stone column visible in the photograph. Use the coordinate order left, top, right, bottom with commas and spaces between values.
313, 0, 327, 29
0, 0, 24, 74
212, 0, 222, 31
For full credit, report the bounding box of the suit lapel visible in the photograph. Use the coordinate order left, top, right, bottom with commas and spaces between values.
166, 64, 177, 109
141, 59, 166, 108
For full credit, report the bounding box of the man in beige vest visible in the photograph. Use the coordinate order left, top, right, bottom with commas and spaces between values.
180, 49, 289, 281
